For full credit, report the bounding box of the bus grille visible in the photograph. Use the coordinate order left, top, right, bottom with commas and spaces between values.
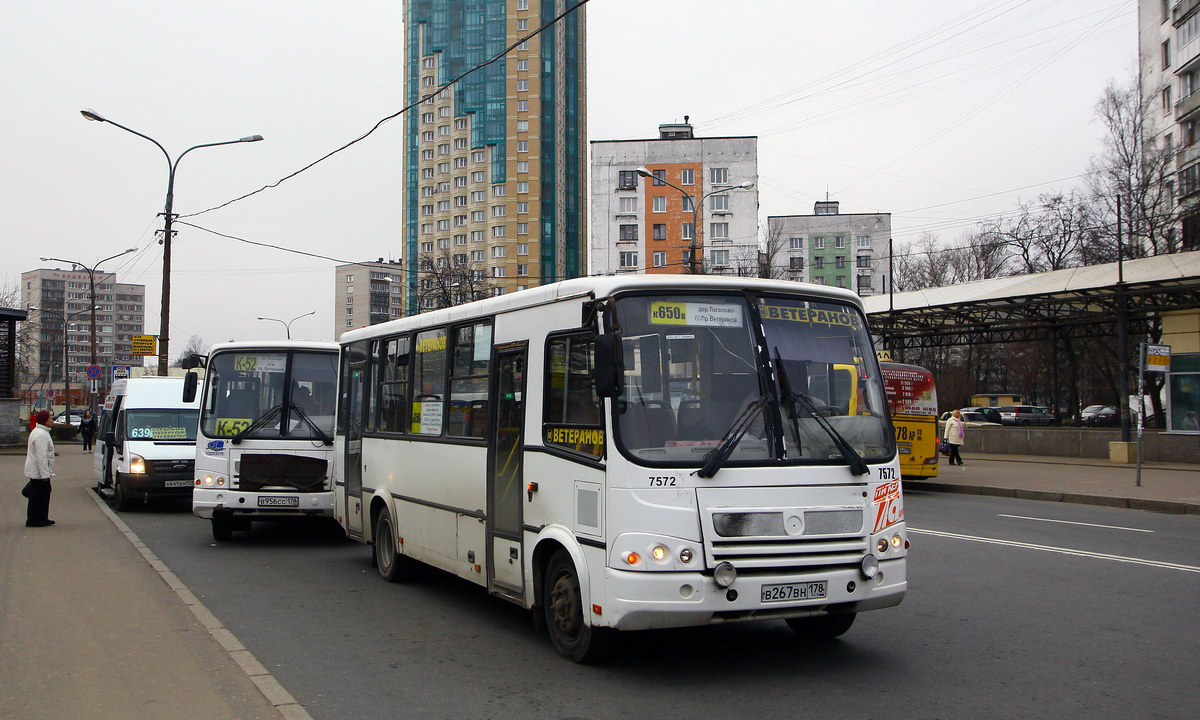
148, 459, 194, 481
706, 509, 867, 571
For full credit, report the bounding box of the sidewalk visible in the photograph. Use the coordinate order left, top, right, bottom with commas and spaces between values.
909, 452, 1200, 514
0, 451, 303, 720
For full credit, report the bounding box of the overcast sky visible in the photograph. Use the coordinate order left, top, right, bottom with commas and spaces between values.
1, 0, 1135, 354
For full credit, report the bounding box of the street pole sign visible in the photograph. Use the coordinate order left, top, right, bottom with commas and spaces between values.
131, 335, 157, 356
1136, 343, 1171, 487
112, 365, 132, 383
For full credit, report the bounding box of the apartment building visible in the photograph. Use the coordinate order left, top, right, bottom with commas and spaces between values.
21, 267, 144, 393
335, 259, 406, 338
590, 120, 759, 276
404, 0, 587, 313
1140, 0, 1200, 250
766, 201, 891, 296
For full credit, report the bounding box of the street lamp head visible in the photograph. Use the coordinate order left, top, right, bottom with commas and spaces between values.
635, 166, 654, 178
255, 316, 267, 321
736, 181, 755, 189
240, 135, 264, 143
80, 108, 106, 122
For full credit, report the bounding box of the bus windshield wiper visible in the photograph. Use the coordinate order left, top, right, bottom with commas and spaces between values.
231, 403, 284, 445
696, 394, 771, 479
787, 391, 869, 476
773, 348, 804, 456
289, 402, 333, 446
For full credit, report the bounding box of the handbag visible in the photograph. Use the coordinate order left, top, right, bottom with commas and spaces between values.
21, 480, 32, 498
938, 440, 951, 456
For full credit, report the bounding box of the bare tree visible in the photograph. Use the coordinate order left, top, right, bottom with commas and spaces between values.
1, 281, 36, 391
417, 251, 493, 311
756, 223, 793, 279
174, 335, 208, 367
1086, 74, 1180, 258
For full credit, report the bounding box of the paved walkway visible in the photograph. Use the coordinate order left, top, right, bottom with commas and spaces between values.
909, 452, 1200, 514
0, 444, 1195, 719
0, 450, 307, 720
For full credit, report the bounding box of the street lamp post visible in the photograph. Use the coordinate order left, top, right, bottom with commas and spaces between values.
256, 311, 316, 339
29, 305, 99, 426
40, 248, 137, 405
635, 166, 753, 274
80, 109, 262, 376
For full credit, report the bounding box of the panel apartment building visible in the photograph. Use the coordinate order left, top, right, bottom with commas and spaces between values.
766, 201, 891, 296
21, 267, 145, 399
1139, 0, 1200, 250
590, 120, 759, 276
335, 259, 406, 338
404, 0, 587, 313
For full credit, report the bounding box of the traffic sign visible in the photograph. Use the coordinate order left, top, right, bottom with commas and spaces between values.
86, 365, 102, 380
112, 365, 132, 382
131, 335, 157, 356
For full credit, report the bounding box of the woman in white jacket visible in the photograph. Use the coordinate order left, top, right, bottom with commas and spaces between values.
945, 409, 965, 466
24, 409, 55, 527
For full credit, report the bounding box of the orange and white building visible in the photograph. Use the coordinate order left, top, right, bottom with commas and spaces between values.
590, 120, 758, 276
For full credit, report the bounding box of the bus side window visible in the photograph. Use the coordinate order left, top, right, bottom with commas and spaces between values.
544, 334, 603, 458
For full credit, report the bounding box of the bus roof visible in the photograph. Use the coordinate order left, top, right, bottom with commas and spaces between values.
341, 275, 865, 345
207, 340, 339, 355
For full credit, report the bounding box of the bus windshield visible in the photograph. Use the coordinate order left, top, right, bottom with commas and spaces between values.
612, 293, 893, 467
201, 350, 338, 440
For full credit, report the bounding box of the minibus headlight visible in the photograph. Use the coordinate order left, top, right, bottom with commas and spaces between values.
129, 454, 146, 474
651, 545, 668, 562
891, 533, 903, 549
877, 538, 889, 554
714, 561, 737, 588
679, 548, 694, 564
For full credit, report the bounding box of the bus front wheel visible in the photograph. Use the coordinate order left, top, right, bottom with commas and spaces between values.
786, 611, 856, 640
212, 514, 233, 542
543, 551, 615, 663
373, 507, 416, 583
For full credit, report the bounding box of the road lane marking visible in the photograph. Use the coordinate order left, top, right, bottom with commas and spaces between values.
996, 514, 1154, 533
908, 527, 1200, 573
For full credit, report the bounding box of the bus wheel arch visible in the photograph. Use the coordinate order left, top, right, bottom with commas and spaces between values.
542, 548, 615, 663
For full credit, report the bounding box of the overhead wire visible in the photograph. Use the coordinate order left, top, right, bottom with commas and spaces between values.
180, 0, 591, 221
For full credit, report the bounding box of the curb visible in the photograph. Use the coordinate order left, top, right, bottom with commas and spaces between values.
910, 481, 1200, 515
86, 488, 314, 720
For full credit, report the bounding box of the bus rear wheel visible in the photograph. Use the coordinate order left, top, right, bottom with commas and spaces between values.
786, 611, 856, 640
543, 551, 615, 663
373, 507, 416, 583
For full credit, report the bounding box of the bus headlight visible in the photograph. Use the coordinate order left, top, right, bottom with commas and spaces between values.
651, 545, 668, 562
714, 561, 737, 588
891, 533, 903, 549
201, 474, 227, 487
129, 454, 146, 474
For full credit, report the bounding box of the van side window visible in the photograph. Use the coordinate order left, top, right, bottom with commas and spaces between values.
413, 328, 448, 435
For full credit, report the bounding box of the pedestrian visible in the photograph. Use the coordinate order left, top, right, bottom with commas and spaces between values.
1183, 410, 1199, 431
28, 410, 36, 431
80, 410, 97, 453
24, 409, 56, 527
945, 408, 966, 466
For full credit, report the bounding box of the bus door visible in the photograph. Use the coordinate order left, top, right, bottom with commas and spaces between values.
341, 341, 370, 540
487, 343, 527, 599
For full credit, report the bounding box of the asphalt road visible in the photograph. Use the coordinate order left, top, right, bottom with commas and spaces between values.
115, 491, 1199, 720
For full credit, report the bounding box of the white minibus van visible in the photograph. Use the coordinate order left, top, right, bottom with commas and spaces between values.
94, 377, 201, 510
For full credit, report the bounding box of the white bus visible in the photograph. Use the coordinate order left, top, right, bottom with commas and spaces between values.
335, 276, 907, 662
184, 341, 340, 541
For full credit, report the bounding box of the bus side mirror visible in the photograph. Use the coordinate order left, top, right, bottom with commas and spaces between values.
104, 431, 116, 447
181, 354, 206, 370
182, 371, 198, 403
593, 334, 623, 398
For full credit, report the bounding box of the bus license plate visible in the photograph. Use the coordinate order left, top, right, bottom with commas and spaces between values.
258, 496, 299, 508
761, 581, 827, 603
163, 480, 192, 488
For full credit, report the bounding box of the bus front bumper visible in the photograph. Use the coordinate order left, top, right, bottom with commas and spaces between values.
193, 488, 335, 519
598, 558, 906, 631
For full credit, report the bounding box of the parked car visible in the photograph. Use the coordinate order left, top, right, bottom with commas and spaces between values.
998, 405, 1056, 426
1082, 405, 1120, 427
971, 407, 1002, 424
53, 411, 85, 427
939, 410, 1002, 432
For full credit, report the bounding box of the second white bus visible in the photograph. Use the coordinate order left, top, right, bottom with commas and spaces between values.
185, 340, 340, 541
335, 276, 907, 661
